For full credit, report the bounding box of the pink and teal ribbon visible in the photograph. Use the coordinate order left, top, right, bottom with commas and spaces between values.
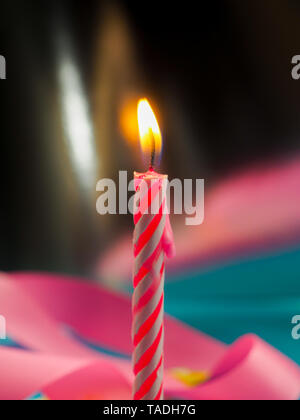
0, 272, 299, 400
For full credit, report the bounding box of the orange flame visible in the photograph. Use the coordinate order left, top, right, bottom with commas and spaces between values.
137, 99, 162, 166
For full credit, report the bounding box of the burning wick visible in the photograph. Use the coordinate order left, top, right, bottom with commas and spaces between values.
149, 128, 156, 170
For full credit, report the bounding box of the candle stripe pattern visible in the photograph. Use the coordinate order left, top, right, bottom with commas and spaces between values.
132, 172, 174, 400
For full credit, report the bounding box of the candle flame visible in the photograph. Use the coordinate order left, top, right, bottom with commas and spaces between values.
137, 99, 162, 167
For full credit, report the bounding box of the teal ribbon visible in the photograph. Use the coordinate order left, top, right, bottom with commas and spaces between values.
165, 244, 300, 365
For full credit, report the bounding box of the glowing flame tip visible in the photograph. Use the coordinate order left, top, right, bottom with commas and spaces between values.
137, 98, 162, 167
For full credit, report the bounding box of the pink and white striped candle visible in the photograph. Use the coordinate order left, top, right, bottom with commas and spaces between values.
132, 100, 175, 400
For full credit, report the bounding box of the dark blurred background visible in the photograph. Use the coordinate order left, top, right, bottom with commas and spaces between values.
1, 0, 300, 275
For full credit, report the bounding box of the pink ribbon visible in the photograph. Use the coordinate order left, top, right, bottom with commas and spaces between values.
0, 272, 299, 400
98, 156, 300, 280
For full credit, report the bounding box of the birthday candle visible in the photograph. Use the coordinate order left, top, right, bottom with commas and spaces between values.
132, 99, 175, 400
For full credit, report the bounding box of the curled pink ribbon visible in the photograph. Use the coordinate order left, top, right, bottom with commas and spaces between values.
0, 272, 299, 400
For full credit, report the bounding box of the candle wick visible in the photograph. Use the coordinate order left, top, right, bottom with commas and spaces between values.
149, 128, 155, 170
